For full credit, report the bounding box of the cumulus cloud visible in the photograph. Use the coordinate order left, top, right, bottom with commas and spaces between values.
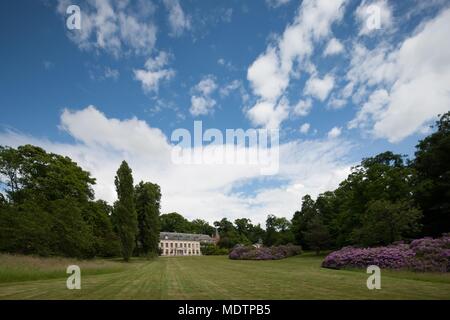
347, 8, 450, 142
163, 0, 191, 37
246, 97, 290, 129
304, 74, 335, 101
220, 80, 249, 103
247, 48, 288, 102
328, 97, 347, 110
299, 123, 311, 134
328, 126, 342, 138
133, 51, 175, 93
246, 0, 347, 128
0, 106, 353, 225
323, 38, 344, 56
190, 96, 216, 117
190, 75, 218, 116
293, 99, 313, 117
57, 0, 156, 56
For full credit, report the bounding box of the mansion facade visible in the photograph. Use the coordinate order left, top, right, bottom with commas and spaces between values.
159, 231, 219, 256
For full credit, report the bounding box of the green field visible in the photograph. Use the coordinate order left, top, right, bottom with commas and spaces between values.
0, 253, 449, 299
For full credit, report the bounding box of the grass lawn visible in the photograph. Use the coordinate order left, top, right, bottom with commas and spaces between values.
0, 253, 449, 299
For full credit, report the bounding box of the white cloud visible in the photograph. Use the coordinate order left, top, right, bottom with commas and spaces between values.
328, 126, 342, 138
247, 48, 288, 102
348, 89, 389, 130
348, 8, 450, 142
304, 74, 335, 101
217, 58, 236, 71
103, 67, 119, 80
323, 37, 344, 56
293, 99, 312, 116
220, 80, 249, 103
190, 96, 216, 116
0, 106, 353, 225
89, 66, 120, 81
57, 0, 156, 56
246, 97, 290, 129
194, 76, 217, 96
133, 51, 175, 93
163, 0, 191, 37
328, 97, 347, 109
189, 75, 218, 116
355, 0, 393, 36
299, 123, 310, 134
266, 0, 291, 8
246, 0, 347, 128
220, 80, 240, 97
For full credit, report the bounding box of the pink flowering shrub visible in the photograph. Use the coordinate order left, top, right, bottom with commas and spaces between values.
229, 244, 302, 260
322, 235, 450, 272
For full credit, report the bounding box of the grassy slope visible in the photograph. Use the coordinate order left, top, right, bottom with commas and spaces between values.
0, 254, 126, 283
0, 254, 449, 299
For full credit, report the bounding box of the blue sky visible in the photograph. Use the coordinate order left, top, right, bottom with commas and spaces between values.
1, 0, 449, 225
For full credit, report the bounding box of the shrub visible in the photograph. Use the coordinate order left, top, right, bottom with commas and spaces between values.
229, 244, 302, 260
201, 244, 229, 255
322, 234, 450, 272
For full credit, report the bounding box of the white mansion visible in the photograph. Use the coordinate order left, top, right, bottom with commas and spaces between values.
159, 231, 219, 256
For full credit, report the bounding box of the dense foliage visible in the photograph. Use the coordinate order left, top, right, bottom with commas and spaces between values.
0, 147, 161, 260
200, 243, 229, 255
292, 113, 450, 251
112, 161, 138, 261
413, 112, 450, 236
160, 212, 216, 236
229, 244, 302, 260
322, 235, 450, 272
0, 145, 119, 258
135, 181, 161, 256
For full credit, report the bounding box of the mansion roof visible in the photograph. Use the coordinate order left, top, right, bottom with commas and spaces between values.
160, 232, 214, 243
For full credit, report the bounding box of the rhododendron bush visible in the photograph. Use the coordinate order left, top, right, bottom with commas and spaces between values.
322, 235, 450, 272
229, 245, 302, 260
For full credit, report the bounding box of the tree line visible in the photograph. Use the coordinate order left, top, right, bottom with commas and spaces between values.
0, 112, 448, 258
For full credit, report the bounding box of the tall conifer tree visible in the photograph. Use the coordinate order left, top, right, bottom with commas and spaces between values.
135, 181, 161, 256
113, 161, 137, 261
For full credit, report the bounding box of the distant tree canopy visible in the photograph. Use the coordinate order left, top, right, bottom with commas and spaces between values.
160, 212, 193, 233
159, 213, 216, 236
265, 215, 294, 246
